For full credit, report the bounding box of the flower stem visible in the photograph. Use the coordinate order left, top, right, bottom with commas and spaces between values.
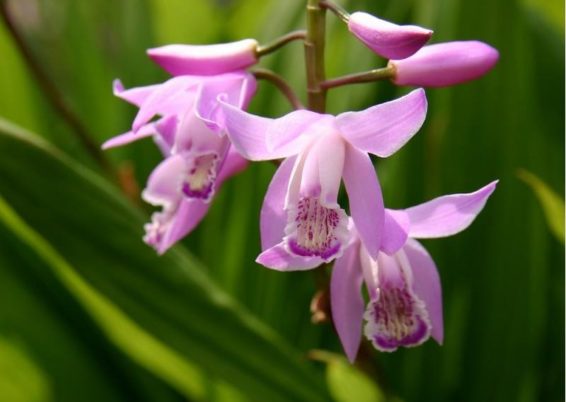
255, 30, 307, 57
320, 66, 396, 89
320, 0, 350, 23
304, 0, 327, 113
251, 68, 304, 110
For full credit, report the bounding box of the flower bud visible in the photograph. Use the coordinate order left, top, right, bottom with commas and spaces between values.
390, 41, 499, 87
348, 12, 432, 60
147, 39, 259, 76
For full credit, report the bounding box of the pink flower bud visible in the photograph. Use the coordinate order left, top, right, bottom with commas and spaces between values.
147, 39, 259, 76
390, 41, 499, 87
348, 12, 432, 60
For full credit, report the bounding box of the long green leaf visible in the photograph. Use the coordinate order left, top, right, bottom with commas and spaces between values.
0, 118, 331, 402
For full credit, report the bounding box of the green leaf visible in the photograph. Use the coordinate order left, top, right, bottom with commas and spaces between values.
0, 336, 52, 402
518, 169, 565, 243
0, 117, 331, 402
310, 350, 386, 402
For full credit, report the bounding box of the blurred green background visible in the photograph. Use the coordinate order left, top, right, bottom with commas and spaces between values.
0, 0, 563, 401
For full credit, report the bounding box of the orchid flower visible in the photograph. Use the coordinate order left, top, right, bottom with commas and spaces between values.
103, 72, 257, 252
221, 89, 427, 270
347, 12, 433, 60
330, 181, 497, 362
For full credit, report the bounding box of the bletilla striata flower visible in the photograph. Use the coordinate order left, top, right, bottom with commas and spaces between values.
221, 89, 427, 270
103, 71, 257, 253
330, 181, 497, 362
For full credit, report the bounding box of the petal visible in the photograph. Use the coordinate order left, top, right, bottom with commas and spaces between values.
221, 104, 316, 160
260, 157, 296, 250
330, 241, 364, 363
299, 131, 346, 208
101, 123, 155, 150
194, 72, 257, 132
113, 79, 159, 107
342, 144, 384, 259
359, 244, 378, 299
381, 209, 410, 255
147, 39, 258, 76
142, 155, 184, 206
156, 199, 211, 254
265, 111, 326, 155
390, 41, 500, 87
402, 239, 443, 344
405, 180, 498, 238
216, 146, 248, 184
256, 242, 323, 271
133, 76, 200, 131
348, 12, 432, 60
336, 88, 427, 158
153, 115, 178, 156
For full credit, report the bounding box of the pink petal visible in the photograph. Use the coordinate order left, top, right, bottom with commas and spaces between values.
142, 155, 184, 206
194, 72, 257, 132
403, 239, 443, 344
256, 243, 323, 271
391, 41, 500, 87
147, 39, 258, 76
157, 199, 211, 254
342, 144, 384, 259
348, 12, 432, 60
101, 123, 155, 150
133, 76, 201, 132
113, 79, 159, 107
330, 241, 364, 363
405, 180, 498, 238
336, 89, 427, 158
260, 157, 296, 250
222, 104, 316, 161
381, 209, 410, 255
216, 146, 248, 184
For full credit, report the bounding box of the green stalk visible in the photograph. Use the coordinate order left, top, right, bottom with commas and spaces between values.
304, 0, 327, 112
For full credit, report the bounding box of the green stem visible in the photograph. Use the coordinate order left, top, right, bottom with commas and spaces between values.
251, 68, 304, 110
304, 0, 327, 112
320, 0, 350, 23
320, 66, 396, 89
255, 30, 307, 57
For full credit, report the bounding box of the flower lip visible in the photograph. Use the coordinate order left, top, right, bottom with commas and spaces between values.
147, 39, 259, 76
348, 12, 432, 60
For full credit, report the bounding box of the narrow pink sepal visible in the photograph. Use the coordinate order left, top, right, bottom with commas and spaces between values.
391, 41, 499, 87
403, 239, 444, 344
148, 39, 259, 76
405, 180, 498, 239
348, 12, 432, 60
330, 242, 364, 363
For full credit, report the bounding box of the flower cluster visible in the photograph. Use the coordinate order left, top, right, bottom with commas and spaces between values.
104, 3, 499, 362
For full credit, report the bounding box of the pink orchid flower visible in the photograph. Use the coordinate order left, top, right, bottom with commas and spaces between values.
103, 72, 257, 253
348, 12, 433, 60
221, 89, 428, 270
330, 181, 497, 362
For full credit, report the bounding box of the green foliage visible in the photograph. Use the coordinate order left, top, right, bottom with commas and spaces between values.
0, 0, 563, 401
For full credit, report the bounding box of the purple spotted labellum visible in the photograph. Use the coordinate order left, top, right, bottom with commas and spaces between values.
103, 72, 256, 253
221, 89, 428, 270
330, 181, 497, 361
347, 12, 433, 60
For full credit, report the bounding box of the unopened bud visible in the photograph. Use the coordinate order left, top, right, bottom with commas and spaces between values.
348, 12, 432, 60
390, 41, 499, 87
147, 39, 259, 76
